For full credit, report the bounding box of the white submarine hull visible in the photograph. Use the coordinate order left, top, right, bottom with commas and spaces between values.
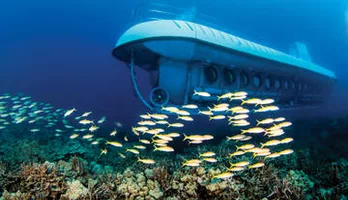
113, 19, 336, 110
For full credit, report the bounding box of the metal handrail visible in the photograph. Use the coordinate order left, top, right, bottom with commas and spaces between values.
130, 3, 236, 36
129, 50, 153, 111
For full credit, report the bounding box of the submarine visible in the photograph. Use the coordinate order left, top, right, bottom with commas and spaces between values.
112, 7, 336, 114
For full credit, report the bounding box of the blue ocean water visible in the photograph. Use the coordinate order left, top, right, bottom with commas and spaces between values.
1, 0, 347, 125
0, 0, 348, 199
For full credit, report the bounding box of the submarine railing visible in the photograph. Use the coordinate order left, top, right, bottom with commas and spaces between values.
129, 49, 154, 111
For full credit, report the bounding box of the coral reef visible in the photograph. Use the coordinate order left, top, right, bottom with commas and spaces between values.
0, 116, 348, 199
18, 161, 67, 199
1, 161, 67, 199
0, 156, 347, 200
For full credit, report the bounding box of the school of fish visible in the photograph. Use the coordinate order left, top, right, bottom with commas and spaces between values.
0, 90, 294, 180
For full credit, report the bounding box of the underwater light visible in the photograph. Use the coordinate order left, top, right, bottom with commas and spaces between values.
112, 18, 336, 112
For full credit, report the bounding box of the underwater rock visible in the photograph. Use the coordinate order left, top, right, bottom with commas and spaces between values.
61, 180, 88, 200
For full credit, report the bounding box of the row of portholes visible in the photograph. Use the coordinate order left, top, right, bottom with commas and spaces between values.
245, 73, 321, 93
203, 66, 320, 93
203, 65, 237, 84
242, 72, 314, 92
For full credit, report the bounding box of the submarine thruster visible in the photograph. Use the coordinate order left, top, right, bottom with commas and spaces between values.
112, 17, 336, 113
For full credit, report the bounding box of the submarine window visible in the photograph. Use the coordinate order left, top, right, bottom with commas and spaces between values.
298, 83, 302, 91
204, 66, 218, 83
223, 69, 235, 85
264, 78, 271, 89
252, 75, 261, 88
241, 72, 249, 86
284, 80, 289, 90
274, 80, 281, 89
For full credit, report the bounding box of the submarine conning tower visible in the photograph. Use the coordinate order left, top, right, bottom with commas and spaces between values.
112, 19, 336, 112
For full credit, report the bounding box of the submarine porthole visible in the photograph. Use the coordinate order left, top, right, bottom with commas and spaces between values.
204, 66, 218, 83
264, 78, 271, 89
241, 72, 249, 86
223, 69, 235, 85
274, 80, 280, 89
252, 75, 261, 88
283, 80, 288, 90
290, 81, 295, 90
298, 83, 302, 91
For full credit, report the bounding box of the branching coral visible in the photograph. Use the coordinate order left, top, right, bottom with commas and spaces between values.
238, 165, 279, 198
17, 161, 67, 199
152, 166, 173, 192
268, 174, 305, 200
